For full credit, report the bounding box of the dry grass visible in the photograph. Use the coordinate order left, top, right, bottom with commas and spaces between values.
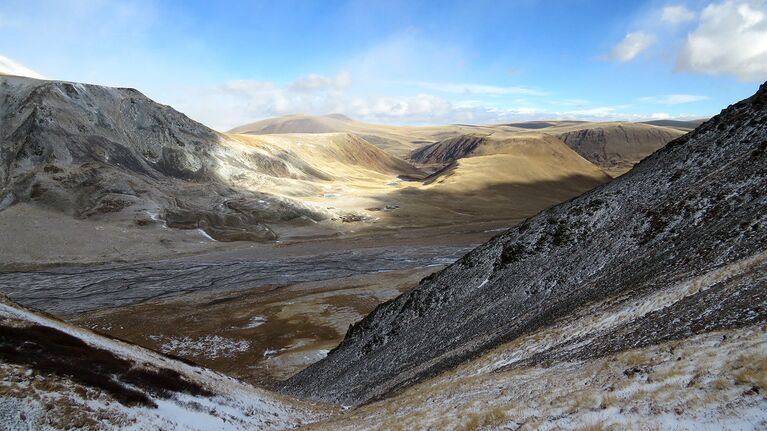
576, 423, 609, 431
732, 352, 767, 391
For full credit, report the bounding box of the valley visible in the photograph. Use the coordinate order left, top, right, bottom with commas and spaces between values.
0, 73, 764, 431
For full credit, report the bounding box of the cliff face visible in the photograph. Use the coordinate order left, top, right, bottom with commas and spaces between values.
281, 83, 767, 405
0, 76, 326, 241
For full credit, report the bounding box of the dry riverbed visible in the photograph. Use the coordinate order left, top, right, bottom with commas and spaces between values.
70, 267, 439, 387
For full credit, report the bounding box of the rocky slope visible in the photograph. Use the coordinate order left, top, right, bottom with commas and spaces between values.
0, 76, 336, 242
281, 83, 767, 406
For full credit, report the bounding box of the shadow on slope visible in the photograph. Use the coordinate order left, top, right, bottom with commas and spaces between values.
0, 323, 212, 407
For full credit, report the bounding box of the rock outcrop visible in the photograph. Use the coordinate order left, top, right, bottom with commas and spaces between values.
281, 83, 767, 405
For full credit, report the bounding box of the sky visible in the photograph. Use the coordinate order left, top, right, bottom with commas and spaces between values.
1, 0, 766, 130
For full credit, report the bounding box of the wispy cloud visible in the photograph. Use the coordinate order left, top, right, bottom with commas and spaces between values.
607, 32, 657, 61
401, 81, 548, 96
661, 5, 696, 25
638, 94, 708, 104
289, 71, 352, 93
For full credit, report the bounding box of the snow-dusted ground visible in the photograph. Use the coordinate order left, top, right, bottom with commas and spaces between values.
304, 325, 767, 430
0, 297, 333, 430
148, 334, 251, 359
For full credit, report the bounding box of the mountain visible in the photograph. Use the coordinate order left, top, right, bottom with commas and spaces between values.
0, 295, 329, 430
418, 120, 686, 177
387, 132, 611, 228
0, 76, 332, 246
230, 132, 421, 179
230, 114, 353, 135
281, 83, 767, 407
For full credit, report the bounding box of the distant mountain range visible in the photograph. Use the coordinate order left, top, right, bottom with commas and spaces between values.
232, 115, 689, 177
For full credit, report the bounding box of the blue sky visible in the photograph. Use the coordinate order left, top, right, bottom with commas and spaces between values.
1, 0, 765, 130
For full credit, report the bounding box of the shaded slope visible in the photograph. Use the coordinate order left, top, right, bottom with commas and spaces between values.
281, 83, 767, 405
302, 324, 767, 429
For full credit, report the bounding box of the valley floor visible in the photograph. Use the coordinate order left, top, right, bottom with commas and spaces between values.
0, 219, 508, 386
71, 266, 442, 387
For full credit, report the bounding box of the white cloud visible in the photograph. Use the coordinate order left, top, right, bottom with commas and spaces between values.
176, 73, 701, 130
608, 32, 657, 61
661, 5, 696, 25
638, 94, 708, 104
0, 54, 45, 79
677, 0, 767, 81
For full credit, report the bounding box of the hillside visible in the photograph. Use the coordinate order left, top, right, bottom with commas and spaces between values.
281, 83, 767, 410
404, 133, 611, 221
0, 295, 331, 430
228, 132, 422, 180
235, 115, 685, 177
408, 132, 594, 165
546, 122, 685, 176
223, 131, 611, 230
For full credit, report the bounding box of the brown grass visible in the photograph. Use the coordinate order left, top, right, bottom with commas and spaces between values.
732, 352, 767, 391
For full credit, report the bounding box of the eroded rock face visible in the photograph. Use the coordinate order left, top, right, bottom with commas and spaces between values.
281, 83, 767, 405
0, 76, 325, 241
